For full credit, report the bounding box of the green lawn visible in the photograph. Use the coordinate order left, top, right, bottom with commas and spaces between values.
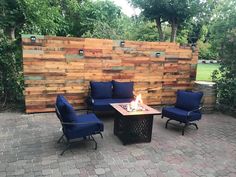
196, 63, 220, 81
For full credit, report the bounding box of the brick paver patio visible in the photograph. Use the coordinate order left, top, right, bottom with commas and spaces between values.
0, 111, 236, 177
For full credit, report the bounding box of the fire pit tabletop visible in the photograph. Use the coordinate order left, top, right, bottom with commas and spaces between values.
110, 103, 161, 116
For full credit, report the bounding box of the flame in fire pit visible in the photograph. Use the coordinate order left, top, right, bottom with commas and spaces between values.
127, 94, 145, 112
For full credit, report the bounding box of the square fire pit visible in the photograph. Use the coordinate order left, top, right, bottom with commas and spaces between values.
110, 103, 161, 145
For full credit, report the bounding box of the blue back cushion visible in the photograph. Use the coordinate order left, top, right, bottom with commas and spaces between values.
112, 80, 134, 98
90, 81, 113, 99
56, 95, 77, 122
175, 90, 203, 111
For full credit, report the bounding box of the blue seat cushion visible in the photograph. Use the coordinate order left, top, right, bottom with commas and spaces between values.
56, 95, 77, 123
175, 90, 203, 111
90, 81, 113, 99
112, 80, 134, 99
162, 107, 202, 123
64, 113, 104, 139
92, 98, 133, 111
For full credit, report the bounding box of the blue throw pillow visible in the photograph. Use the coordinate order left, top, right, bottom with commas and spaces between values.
112, 80, 134, 98
90, 81, 113, 99
175, 90, 203, 111
56, 95, 77, 122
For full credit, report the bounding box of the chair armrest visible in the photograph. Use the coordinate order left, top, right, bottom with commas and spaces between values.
187, 106, 203, 116
87, 95, 94, 105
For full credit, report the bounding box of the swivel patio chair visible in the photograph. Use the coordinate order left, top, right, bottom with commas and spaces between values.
162, 90, 203, 135
55, 95, 104, 155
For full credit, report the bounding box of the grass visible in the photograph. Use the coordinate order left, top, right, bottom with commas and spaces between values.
196, 63, 220, 81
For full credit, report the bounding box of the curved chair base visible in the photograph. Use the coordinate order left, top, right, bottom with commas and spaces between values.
57, 134, 64, 143
165, 119, 199, 136
165, 119, 171, 129
58, 134, 102, 155
61, 143, 71, 156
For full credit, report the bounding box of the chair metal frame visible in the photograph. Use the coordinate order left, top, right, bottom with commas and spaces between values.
55, 105, 103, 155
162, 106, 203, 136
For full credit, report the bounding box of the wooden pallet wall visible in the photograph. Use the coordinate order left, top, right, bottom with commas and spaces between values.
22, 34, 198, 113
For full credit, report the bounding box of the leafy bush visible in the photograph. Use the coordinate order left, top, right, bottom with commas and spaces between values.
0, 33, 24, 107
212, 29, 236, 112
83, 16, 160, 42
210, 1, 236, 113
198, 41, 218, 60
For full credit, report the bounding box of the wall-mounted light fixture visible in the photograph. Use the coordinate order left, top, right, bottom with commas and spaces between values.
155, 52, 161, 57
30, 36, 36, 43
191, 43, 196, 52
120, 41, 125, 47
79, 49, 84, 55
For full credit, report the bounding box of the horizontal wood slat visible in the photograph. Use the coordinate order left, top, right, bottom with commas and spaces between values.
22, 34, 198, 113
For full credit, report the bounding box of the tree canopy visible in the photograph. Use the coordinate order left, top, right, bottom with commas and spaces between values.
211, 0, 236, 110
130, 0, 204, 42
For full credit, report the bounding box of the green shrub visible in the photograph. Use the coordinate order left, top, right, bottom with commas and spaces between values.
0, 34, 24, 107
198, 41, 218, 60
212, 29, 236, 112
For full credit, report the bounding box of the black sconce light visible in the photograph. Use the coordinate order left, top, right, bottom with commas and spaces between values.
191, 43, 196, 52
155, 52, 161, 57
79, 49, 84, 55
120, 40, 125, 47
30, 36, 36, 43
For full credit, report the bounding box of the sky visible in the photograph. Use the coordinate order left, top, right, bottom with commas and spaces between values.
112, 0, 141, 17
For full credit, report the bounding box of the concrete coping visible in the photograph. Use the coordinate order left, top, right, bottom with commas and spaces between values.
194, 81, 216, 87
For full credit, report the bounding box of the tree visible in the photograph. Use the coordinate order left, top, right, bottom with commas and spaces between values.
82, 15, 161, 41
130, 0, 204, 42
20, 0, 68, 36
124, 16, 160, 41
77, 0, 122, 36
187, 0, 217, 43
60, 0, 82, 36
0, 0, 25, 40
211, 0, 236, 111
0, 0, 69, 39
0, 0, 69, 108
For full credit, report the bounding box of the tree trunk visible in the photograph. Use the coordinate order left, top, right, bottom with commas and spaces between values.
155, 17, 164, 42
170, 20, 178, 42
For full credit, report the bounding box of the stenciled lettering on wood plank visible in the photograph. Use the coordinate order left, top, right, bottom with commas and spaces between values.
22, 34, 198, 113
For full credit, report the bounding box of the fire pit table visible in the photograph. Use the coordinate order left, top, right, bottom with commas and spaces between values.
110, 103, 161, 145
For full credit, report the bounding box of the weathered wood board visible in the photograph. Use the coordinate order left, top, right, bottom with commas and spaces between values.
22, 34, 198, 113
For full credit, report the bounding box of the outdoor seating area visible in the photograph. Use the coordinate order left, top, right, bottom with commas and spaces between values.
1, 0, 236, 176
12, 34, 235, 176
1, 111, 236, 176
55, 78, 204, 151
